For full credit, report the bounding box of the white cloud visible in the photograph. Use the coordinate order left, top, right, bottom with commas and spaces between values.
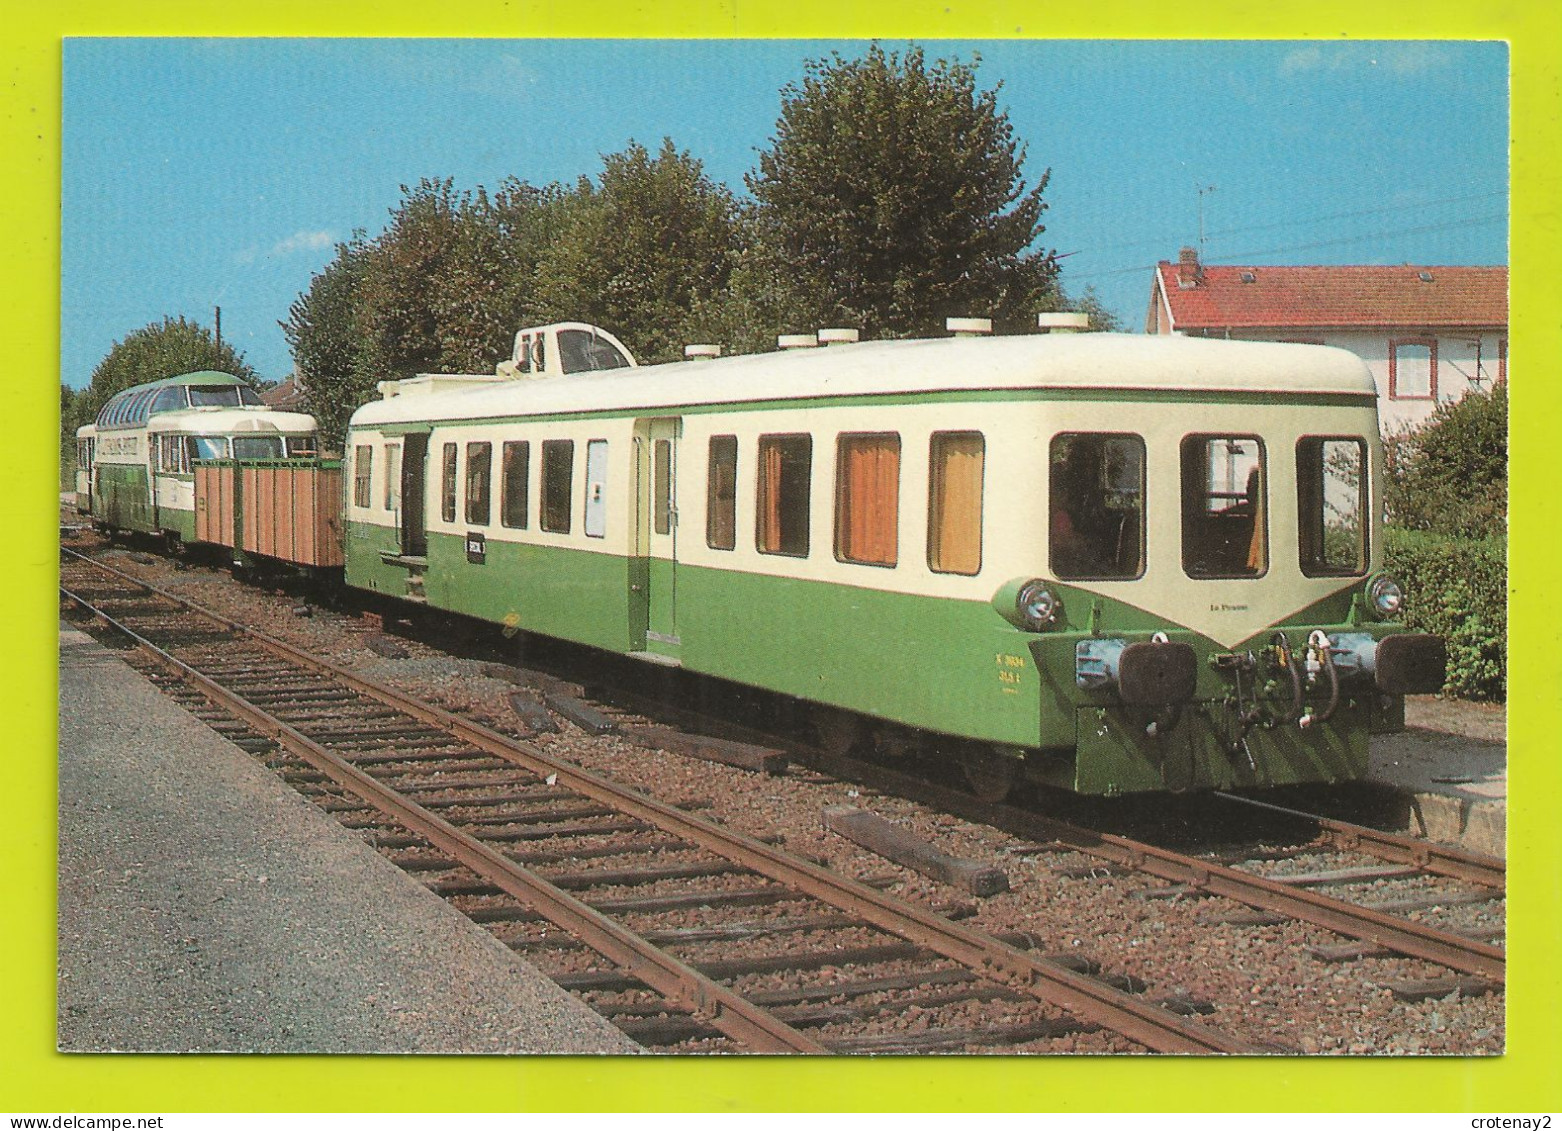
270, 230, 335, 257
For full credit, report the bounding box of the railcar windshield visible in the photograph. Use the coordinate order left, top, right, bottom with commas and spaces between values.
1181, 435, 1267, 578
232, 435, 285, 460
1048, 433, 1146, 580
1297, 437, 1368, 576
188, 384, 264, 408
186, 435, 230, 461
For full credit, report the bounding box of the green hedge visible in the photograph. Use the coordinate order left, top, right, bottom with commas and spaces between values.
1382, 526, 1507, 702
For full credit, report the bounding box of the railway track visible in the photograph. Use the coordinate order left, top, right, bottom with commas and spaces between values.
62, 546, 1266, 1054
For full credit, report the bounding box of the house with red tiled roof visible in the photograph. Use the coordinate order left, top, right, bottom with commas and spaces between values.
1146, 248, 1507, 432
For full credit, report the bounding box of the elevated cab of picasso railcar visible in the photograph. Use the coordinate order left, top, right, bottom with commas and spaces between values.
987, 335, 1446, 796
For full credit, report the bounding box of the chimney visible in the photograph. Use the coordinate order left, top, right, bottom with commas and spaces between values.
1177, 246, 1202, 290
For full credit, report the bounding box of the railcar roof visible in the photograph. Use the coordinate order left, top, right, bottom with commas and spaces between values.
149, 407, 317, 432
349, 333, 1376, 429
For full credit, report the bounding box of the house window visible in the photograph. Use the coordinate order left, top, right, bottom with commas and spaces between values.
707, 435, 738, 551
384, 443, 402, 511
927, 432, 984, 575
835, 433, 900, 567
756, 434, 812, 557
353, 445, 373, 509
1389, 339, 1438, 399
440, 443, 457, 522
501, 441, 530, 529
1181, 435, 1267, 578
1049, 433, 1145, 581
541, 439, 574, 533
465, 442, 492, 525
1297, 437, 1368, 577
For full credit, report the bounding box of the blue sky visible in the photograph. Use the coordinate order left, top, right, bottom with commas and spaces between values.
61, 38, 1509, 386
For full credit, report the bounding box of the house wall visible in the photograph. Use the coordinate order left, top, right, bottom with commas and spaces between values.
1211, 329, 1505, 434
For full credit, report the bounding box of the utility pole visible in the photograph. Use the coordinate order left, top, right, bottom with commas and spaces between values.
215, 306, 222, 352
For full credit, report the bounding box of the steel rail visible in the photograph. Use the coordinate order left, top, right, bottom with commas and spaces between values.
1212, 791, 1505, 891
62, 581, 830, 1054
61, 549, 1261, 1054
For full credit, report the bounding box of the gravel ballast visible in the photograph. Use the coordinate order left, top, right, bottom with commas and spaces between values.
57, 623, 641, 1054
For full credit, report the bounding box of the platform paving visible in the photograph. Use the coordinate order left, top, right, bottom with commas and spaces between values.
1369, 698, 1506, 858
57, 623, 641, 1054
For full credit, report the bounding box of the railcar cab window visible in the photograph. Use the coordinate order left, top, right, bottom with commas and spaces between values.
707, 436, 738, 550
188, 384, 263, 408
557, 329, 632, 373
835, 433, 900, 567
541, 439, 575, 534
150, 386, 184, 415
501, 441, 530, 529
757, 434, 812, 557
1181, 435, 1267, 578
1049, 433, 1145, 580
353, 444, 373, 508
928, 432, 984, 575
1297, 437, 1368, 576
440, 443, 458, 523
466, 442, 492, 525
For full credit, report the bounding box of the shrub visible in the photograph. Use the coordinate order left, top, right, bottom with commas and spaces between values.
1382, 526, 1506, 702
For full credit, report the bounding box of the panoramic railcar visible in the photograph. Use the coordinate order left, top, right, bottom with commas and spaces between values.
342, 326, 1445, 798
76, 371, 334, 563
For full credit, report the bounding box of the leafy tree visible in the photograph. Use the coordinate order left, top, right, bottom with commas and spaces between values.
744, 44, 1059, 340
1383, 382, 1507, 540
533, 140, 740, 363
282, 234, 374, 444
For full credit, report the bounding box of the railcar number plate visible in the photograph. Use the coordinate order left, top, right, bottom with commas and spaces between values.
466, 531, 486, 564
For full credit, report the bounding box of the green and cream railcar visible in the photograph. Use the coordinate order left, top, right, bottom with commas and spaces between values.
77, 371, 320, 547
344, 329, 1444, 797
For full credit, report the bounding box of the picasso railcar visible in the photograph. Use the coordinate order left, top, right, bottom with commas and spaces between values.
77, 371, 325, 554
341, 327, 1444, 798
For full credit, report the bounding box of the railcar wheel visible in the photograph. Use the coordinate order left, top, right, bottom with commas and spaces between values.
961, 745, 1019, 804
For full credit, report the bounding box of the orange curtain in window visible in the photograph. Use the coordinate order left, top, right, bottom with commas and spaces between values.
838, 435, 899, 565
931, 435, 983, 574
1245, 469, 1267, 573
759, 439, 784, 553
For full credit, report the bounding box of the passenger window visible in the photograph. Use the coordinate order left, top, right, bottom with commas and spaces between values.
466, 442, 492, 525
1181, 435, 1267, 578
707, 435, 738, 550
756, 434, 812, 557
440, 443, 457, 522
835, 433, 900, 567
928, 432, 984, 575
354, 445, 373, 509
384, 444, 402, 511
151, 387, 184, 414
1049, 433, 1146, 580
584, 439, 609, 539
1297, 437, 1368, 576
501, 441, 530, 529
541, 439, 575, 533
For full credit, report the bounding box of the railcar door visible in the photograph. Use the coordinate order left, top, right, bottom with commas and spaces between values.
633, 417, 682, 661
401, 433, 429, 557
